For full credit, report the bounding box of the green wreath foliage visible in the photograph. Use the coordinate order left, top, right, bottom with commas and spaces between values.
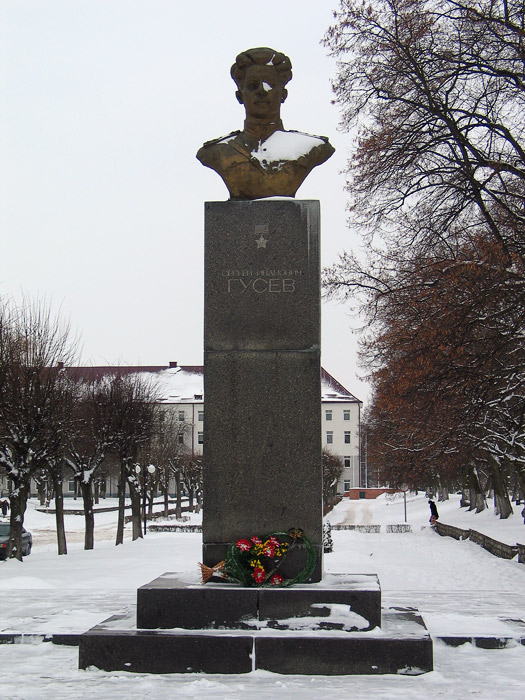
223, 528, 317, 588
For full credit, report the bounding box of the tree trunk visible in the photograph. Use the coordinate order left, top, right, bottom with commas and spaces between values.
175, 471, 182, 519
195, 490, 202, 514
468, 468, 486, 513
148, 488, 154, 516
80, 480, 95, 550
46, 480, 54, 506
38, 479, 46, 506
188, 485, 194, 512
163, 475, 169, 518
437, 482, 449, 502
129, 484, 142, 540
53, 476, 68, 555
489, 458, 513, 519
6, 473, 29, 561
94, 481, 100, 505
115, 464, 126, 546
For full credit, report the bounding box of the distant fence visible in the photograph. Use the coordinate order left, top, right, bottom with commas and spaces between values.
386, 524, 412, 533
330, 524, 412, 533
148, 524, 202, 533
434, 521, 522, 562
331, 524, 381, 533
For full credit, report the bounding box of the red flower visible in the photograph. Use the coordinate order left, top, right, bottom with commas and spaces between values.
251, 536, 262, 545
236, 539, 252, 551
252, 567, 266, 583
270, 574, 284, 586
268, 536, 281, 546
262, 543, 276, 557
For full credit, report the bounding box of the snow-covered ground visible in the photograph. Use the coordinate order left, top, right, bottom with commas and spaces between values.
0, 493, 524, 699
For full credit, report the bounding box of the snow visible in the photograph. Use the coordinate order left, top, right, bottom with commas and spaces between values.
0, 494, 524, 698
150, 367, 204, 403
326, 491, 525, 545
113, 366, 355, 405
251, 130, 325, 167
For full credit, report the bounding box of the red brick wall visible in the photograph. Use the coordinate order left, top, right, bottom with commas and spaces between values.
345, 488, 400, 500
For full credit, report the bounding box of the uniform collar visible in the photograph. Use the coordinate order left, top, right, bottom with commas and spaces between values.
243, 118, 284, 142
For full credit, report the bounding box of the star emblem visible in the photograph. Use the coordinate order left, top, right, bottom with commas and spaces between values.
255, 235, 268, 249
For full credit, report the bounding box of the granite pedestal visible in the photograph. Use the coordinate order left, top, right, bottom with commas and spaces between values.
79, 573, 433, 675
202, 200, 323, 580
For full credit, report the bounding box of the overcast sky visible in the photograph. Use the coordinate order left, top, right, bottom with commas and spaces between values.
1, 0, 369, 403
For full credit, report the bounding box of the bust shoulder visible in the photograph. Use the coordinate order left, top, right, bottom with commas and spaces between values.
249, 130, 334, 169
196, 132, 242, 167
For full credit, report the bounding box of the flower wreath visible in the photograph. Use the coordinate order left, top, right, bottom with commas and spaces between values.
200, 528, 316, 588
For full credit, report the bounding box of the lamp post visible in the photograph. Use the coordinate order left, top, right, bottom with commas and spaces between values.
401, 483, 409, 523
142, 464, 156, 536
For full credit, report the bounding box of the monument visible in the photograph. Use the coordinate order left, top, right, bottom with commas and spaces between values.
78, 48, 433, 675
199, 47, 334, 581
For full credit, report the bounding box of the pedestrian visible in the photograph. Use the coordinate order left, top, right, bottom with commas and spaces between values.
428, 499, 439, 523
521, 506, 525, 525
0, 498, 9, 517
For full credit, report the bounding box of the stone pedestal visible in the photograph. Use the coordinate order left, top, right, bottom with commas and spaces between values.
202, 200, 323, 580
79, 573, 433, 675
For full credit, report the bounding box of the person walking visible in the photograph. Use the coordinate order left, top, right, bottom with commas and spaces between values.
0, 498, 9, 517
428, 499, 439, 524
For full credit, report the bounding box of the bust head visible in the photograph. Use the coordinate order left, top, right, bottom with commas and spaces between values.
231, 48, 293, 122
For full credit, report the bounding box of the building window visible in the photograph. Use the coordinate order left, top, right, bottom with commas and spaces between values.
178, 410, 185, 422
68, 480, 76, 492
344, 456, 351, 468
178, 433, 184, 445
197, 432, 204, 445
158, 410, 166, 423
344, 431, 351, 444
198, 410, 204, 422
344, 480, 350, 491
325, 409, 332, 421
326, 431, 333, 444
344, 410, 350, 421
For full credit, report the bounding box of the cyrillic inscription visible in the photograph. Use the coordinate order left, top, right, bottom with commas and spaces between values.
227, 278, 296, 294
222, 268, 304, 294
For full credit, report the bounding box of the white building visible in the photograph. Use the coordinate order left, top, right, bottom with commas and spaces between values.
152, 363, 362, 492
0, 363, 362, 498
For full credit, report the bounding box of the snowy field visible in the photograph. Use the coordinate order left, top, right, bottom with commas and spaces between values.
0, 493, 524, 699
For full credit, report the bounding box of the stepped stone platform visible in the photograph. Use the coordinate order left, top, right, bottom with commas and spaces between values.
79, 573, 433, 675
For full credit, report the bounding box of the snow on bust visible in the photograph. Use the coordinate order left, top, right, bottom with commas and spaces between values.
251, 130, 326, 168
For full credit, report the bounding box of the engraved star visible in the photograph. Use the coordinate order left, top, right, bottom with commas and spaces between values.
255, 235, 268, 249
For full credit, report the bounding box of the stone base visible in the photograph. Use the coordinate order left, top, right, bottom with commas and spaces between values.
137, 572, 381, 631
79, 607, 431, 675
79, 573, 433, 675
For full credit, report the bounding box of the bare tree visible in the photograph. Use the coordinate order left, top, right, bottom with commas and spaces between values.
0, 299, 77, 560
324, 0, 525, 259
149, 408, 188, 519
66, 375, 119, 550
322, 1, 525, 515
182, 454, 203, 514
322, 449, 344, 506
111, 372, 158, 544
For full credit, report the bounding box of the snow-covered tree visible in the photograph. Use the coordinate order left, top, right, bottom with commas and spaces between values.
323, 1, 525, 516
0, 299, 77, 559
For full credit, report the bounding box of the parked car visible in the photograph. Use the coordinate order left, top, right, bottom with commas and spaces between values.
0, 522, 32, 559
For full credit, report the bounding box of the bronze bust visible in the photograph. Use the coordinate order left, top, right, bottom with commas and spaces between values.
196, 47, 335, 200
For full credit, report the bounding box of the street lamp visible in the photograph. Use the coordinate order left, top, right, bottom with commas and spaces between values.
142, 464, 156, 536
400, 483, 409, 523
